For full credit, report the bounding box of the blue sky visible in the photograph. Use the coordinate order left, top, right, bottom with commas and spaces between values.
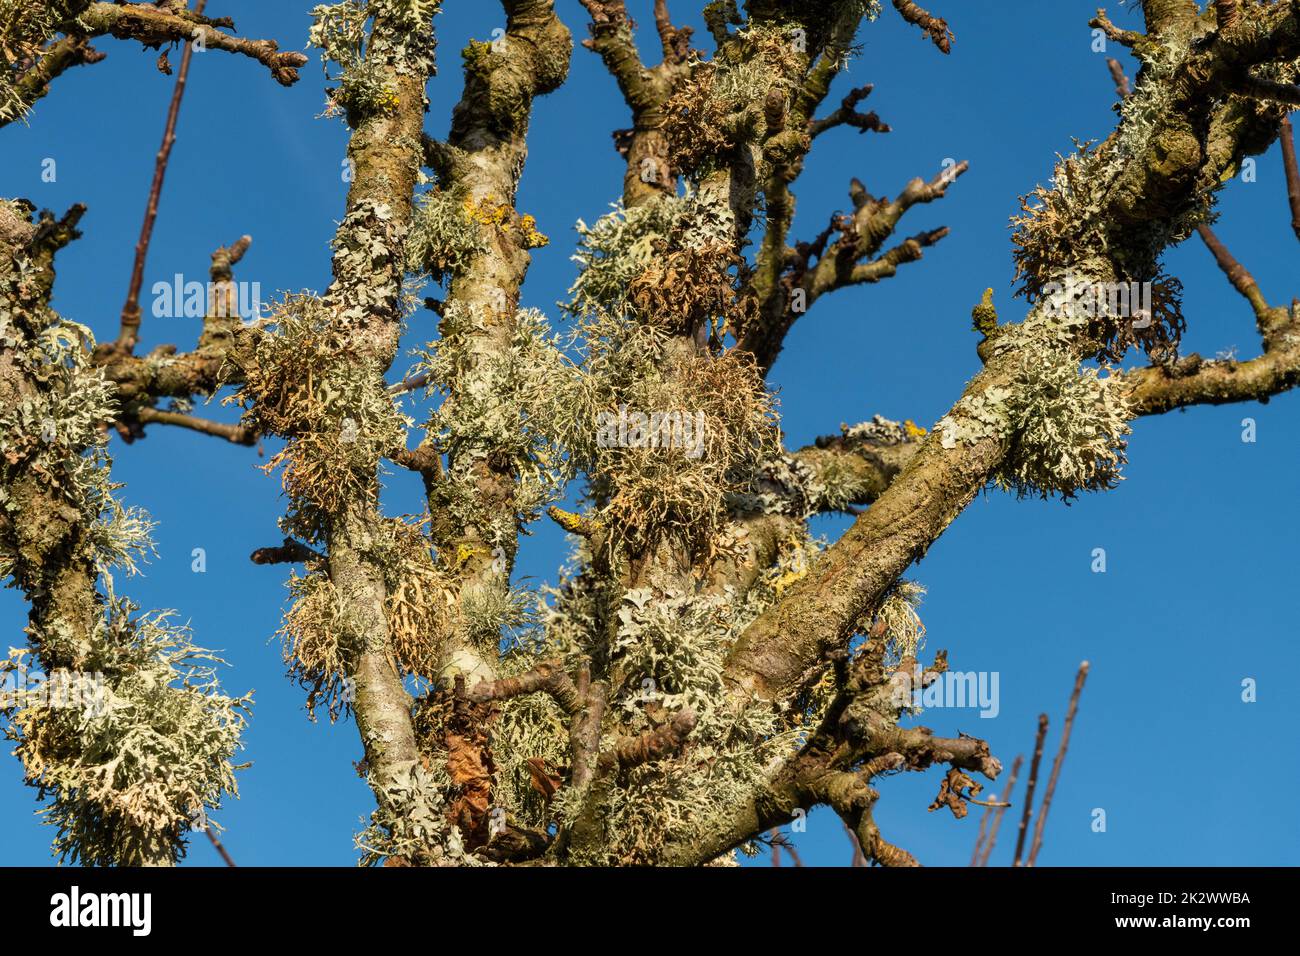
2, 0, 1297, 867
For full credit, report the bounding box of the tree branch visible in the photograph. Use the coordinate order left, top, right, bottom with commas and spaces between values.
464, 661, 583, 715
117, 3, 208, 357
1012, 714, 1049, 867
77, 2, 308, 86
133, 406, 256, 445
1282, 115, 1300, 243
3, 36, 106, 126
891, 0, 953, 54
1027, 662, 1089, 866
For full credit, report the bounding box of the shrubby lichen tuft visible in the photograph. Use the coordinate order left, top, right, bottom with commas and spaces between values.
2, 588, 250, 866
232, 293, 411, 543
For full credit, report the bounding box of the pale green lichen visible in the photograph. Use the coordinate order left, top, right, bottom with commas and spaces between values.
937, 343, 1131, 500
558, 585, 802, 864
405, 183, 488, 282
355, 761, 484, 866
0, 0, 69, 124
414, 304, 579, 552
308, 0, 439, 121
232, 292, 411, 544
1, 219, 250, 865
567, 192, 733, 319
875, 579, 926, 669
2, 585, 250, 867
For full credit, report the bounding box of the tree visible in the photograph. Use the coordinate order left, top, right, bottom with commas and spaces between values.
1, 0, 1297, 867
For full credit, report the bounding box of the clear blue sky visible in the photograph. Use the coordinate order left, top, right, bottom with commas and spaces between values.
2, 0, 1297, 867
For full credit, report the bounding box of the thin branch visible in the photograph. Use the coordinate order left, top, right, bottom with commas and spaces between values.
652, 0, 692, 65
809, 84, 891, 138
1090, 10, 1143, 48
463, 661, 583, 715
1106, 57, 1131, 100
204, 826, 237, 867
78, 2, 308, 86
4, 36, 107, 126
1196, 223, 1271, 322
844, 819, 868, 867
1281, 115, 1300, 243
596, 709, 697, 773
968, 787, 994, 865
133, 406, 256, 445
1027, 662, 1090, 866
546, 505, 604, 539
115, 0, 208, 356
578, 0, 653, 109
250, 538, 324, 566
1231, 73, 1300, 106
1124, 325, 1300, 415
1012, 714, 1048, 867
387, 370, 431, 395
891, 0, 953, 54
766, 829, 803, 867
974, 753, 1023, 867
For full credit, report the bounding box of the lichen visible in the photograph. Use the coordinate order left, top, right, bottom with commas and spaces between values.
937, 342, 1131, 501
232, 292, 411, 543
309, 0, 439, 121
2, 586, 250, 866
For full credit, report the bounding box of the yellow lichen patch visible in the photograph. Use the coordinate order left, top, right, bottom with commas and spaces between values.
903, 419, 927, 439
377, 85, 401, 113
464, 195, 511, 229
518, 213, 548, 249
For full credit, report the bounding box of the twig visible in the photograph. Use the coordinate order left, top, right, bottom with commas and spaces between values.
652, 0, 692, 65
1281, 115, 1300, 243
1012, 714, 1048, 867
766, 828, 803, 867
134, 406, 257, 445
891, 0, 952, 54
596, 709, 697, 773
388, 370, 431, 395
1106, 57, 1131, 100
1196, 224, 1270, 321
844, 819, 868, 867
809, 84, 891, 138
1089, 10, 1142, 47
204, 825, 237, 867
464, 661, 582, 715
975, 753, 1023, 867
1027, 662, 1090, 866
250, 538, 324, 565
969, 786, 994, 865
116, 0, 208, 355
1232, 75, 1300, 107
776, 832, 803, 867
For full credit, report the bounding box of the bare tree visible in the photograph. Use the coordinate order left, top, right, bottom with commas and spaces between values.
2, 0, 1298, 867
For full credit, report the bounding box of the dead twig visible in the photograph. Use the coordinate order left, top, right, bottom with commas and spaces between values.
1027, 662, 1090, 866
